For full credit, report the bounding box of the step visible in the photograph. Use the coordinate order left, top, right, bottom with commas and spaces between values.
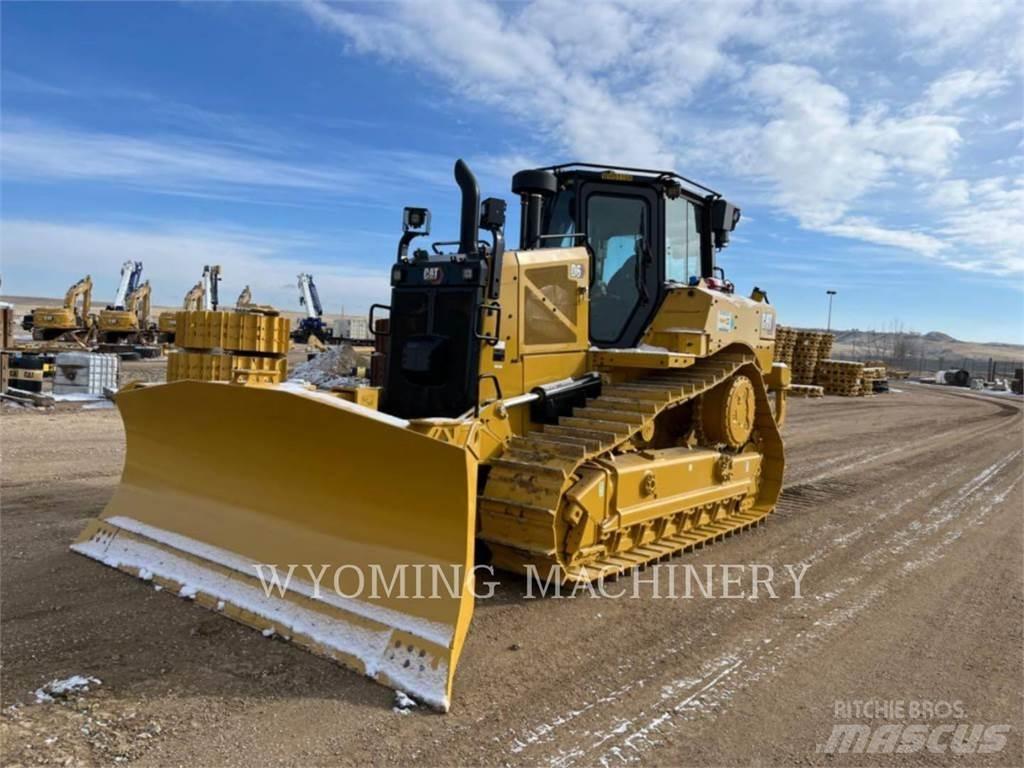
490, 457, 570, 478
558, 417, 632, 435
510, 435, 589, 459
571, 407, 648, 424
543, 424, 621, 445
601, 386, 673, 401
586, 397, 660, 413
527, 431, 603, 452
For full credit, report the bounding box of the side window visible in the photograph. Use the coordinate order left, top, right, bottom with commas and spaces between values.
545, 190, 576, 248
665, 197, 702, 284
587, 194, 649, 343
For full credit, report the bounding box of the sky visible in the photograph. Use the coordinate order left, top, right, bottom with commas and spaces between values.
1, 0, 1022, 343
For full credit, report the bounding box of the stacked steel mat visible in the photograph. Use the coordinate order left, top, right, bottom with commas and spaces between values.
167, 309, 290, 384
861, 366, 889, 393
789, 384, 824, 397
791, 330, 826, 384
816, 332, 834, 361
816, 359, 865, 396
774, 326, 797, 366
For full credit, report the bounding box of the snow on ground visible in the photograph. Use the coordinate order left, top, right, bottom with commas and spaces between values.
52, 393, 105, 402
33, 675, 101, 703
393, 690, 417, 714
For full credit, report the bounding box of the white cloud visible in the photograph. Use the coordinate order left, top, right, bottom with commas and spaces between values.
928, 179, 971, 208
923, 69, 1011, 111
936, 176, 1024, 275
299, 0, 1024, 276
727, 64, 961, 226
0, 118, 356, 194
819, 218, 946, 257
0, 218, 391, 312
0, 117, 463, 206
3, 0, 1020, 298
878, 0, 1022, 60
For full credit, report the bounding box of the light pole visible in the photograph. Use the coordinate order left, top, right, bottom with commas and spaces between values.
826, 290, 837, 331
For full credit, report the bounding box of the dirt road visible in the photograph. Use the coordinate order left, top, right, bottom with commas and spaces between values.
2, 385, 1022, 766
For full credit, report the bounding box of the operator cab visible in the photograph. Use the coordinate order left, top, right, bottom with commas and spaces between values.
512, 164, 741, 349
379, 160, 740, 420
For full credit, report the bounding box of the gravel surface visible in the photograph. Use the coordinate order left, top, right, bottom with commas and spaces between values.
1, 384, 1021, 766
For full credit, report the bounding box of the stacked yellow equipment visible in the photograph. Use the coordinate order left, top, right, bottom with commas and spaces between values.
773, 326, 796, 366
816, 359, 865, 396
165, 307, 290, 385
74, 160, 788, 711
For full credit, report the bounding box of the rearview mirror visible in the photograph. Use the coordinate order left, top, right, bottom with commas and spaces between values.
711, 199, 741, 249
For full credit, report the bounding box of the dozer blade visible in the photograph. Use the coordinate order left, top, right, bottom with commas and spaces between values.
72, 381, 477, 711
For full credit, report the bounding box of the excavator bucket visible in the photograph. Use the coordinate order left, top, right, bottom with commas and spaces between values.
72, 381, 478, 711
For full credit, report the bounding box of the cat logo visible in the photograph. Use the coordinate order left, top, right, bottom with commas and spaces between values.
423, 266, 443, 284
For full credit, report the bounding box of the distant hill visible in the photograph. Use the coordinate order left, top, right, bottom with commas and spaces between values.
792, 326, 1024, 372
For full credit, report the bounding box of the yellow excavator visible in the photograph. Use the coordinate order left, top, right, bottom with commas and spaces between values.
97, 262, 153, 346
24, 275, 93, 341
157, 265, 220, 343
235, 285, 253, 308
74, 161, 788, 711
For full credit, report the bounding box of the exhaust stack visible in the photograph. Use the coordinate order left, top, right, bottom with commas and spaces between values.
511, 169, 557, 250
454, 159, 480, 258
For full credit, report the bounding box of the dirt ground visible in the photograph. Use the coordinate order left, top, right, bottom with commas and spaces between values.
1, 384, 1022, 766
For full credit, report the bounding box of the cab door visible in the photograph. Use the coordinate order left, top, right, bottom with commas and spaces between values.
577, 181, 662, 348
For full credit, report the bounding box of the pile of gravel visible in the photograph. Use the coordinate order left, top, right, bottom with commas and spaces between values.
288, 345, 366, 389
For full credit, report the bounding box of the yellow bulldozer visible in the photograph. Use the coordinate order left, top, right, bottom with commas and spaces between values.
74, 160, 788, 711
24, 275, 93, 341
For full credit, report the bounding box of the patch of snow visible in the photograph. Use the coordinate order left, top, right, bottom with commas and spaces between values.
52, 393, 104, 402
83, 401, 115, 410
394, 690, 417, 710
34, 675, 101, 703
178, 584, 197, 599
138, 568, 153, 581
261, 628, 276, 638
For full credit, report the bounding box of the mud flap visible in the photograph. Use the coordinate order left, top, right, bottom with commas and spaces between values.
72, 381, 477, 711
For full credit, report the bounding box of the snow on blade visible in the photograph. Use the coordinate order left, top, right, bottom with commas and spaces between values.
71, 527, 452, 710
100, 515, 453, 648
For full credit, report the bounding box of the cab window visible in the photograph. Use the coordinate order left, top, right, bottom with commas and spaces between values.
587, 194, 650, 343
665, 196, 702, 284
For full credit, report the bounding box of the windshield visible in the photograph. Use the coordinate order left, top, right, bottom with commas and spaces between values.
665, 196, 702, 284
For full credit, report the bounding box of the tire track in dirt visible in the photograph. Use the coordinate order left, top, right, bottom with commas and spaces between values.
503, 391, 1021, 766
529, 449, 1022, 767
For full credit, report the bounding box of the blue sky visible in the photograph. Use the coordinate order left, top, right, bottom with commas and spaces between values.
1, 1, 1022, 342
